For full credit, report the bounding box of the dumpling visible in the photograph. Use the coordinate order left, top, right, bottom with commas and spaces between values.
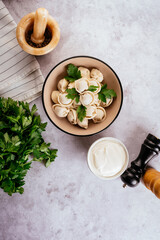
89, 79, 101, 93
78, 67, 90, 78
67, 109, 77, 125
90, 69, 103, 82
52, 104, 69, 117
80, 91, 95, 106
75, 78, 89, 93
51, 90, 60, 104
72, 99, 81, 109
68, 82, 75, 89
93, 107, 106, 123
57, 78, 69, 92
58, 93, 73, 106
77, 118, 88, 129
86, 106, 97, 119
100, 97, 113, 107
94, 94, 101, 106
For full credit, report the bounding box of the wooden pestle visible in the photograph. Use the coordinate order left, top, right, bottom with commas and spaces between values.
31, 8, 48, 44
142, 168, 160, 199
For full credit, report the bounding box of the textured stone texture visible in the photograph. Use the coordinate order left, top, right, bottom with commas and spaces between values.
1, 0, 160, 239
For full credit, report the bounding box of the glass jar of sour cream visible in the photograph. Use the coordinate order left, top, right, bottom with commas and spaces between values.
87, 137, 129, 180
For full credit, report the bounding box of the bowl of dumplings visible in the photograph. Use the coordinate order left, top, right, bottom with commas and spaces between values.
42, 56, 123, 136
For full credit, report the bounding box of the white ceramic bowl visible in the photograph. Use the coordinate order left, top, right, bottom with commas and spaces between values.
87, 137, 129, 180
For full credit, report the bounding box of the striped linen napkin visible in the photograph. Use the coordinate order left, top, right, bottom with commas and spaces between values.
0, 1, 44, 102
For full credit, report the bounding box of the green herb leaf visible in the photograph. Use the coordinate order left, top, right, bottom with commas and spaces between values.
88, 85, 99, 92
64, 64, 81, 82
101, 84, 107, 90
22, 115, 32, 128
103, 89, 117, 98
98, 93, 106, 102
98, 84, 117, 102
0, 121, 8, 130
64, 76, 76, 82
0, 97, 58, 196
31, 104, 38, 116
75, 95, 80, 103
76, 105, 87, 122
66, 88, 80, 103
4, 132, 10, 143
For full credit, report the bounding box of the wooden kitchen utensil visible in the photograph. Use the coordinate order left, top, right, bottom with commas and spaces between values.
142, 168, 160, 199
121, 134, 160, 187
16, 8, 60, 55
31, 8, 48, 44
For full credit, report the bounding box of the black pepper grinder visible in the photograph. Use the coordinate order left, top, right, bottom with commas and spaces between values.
121, 134, 160, 187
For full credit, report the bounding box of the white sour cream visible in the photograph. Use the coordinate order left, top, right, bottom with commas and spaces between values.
87, 137, 129, 179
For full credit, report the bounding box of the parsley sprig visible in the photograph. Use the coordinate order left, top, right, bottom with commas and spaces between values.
66, 88, 80, 103
76, 105, 87, 122
0, 98, 58, 196
64, 64, 81, 82
88, 85, 99, 92
98, 84, 117, 103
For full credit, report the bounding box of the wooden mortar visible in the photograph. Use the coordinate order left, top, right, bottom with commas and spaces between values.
16, 8, 60, 55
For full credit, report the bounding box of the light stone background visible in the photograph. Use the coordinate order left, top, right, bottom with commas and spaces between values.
1, 0, 160, 239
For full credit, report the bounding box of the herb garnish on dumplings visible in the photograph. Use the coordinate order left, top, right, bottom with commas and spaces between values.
51, 64, 117, 129
64, 64, 81, 82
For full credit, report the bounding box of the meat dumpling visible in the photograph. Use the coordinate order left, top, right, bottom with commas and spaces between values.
57, 78, 69, 92
90, 69, 103, 82
100, 98, 113, 107
52, 104, 69, 117
51, 90, 60, 104
80, 91, 95, 106
58, 93, 73, 106
77, 118, 88, 129
67, 109, 77, 125
86, 106, 97, 119
93, 107, 106, 123
78, 67, 90, 78
75, 78, 89, 93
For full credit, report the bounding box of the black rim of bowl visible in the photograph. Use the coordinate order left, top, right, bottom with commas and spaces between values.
42, 55, 123, 137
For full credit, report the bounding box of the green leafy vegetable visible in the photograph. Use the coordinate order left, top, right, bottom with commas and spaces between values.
98, 84, 117, 102
64, 76, 76, 82
88, 85, 99, 92
76, 105, 87, 122
66, 88, 80, 103
0, 97, 58, 196
64, 64, 81, 82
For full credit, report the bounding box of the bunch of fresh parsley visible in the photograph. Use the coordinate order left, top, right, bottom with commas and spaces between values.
0, 98, 57, 196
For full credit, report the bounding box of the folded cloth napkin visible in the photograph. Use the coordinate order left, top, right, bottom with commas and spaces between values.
0, 0, 44, 102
